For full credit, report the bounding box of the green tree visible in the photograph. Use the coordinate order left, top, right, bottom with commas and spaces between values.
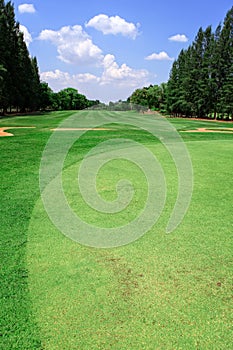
0, 1, 42, 113
16, 29, 35, 111
130, 87, 149, 108
166, 8, 233, 119
209, 24, 222, 119
217, 7, 233, 118
189, 26, 215, 117
39, 82, 54, 110
56, 88, 89, 110
167, 49, 192, 116
30, 57, 41, 110
0, 1, 18, 111
147, 85, 160, 109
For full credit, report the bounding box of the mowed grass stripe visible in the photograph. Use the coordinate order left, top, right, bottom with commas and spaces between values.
0, 111, 232, 349
26, 112, 232, 349
0, 111, 76, 349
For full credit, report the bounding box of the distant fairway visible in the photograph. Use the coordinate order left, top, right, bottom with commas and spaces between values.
0, 111, 232, 349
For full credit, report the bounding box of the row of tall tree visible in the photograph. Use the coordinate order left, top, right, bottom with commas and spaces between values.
167, 6, 233, 119
129, 7, 233, 119
0, 0, 41, 113
0, 0, 98, 114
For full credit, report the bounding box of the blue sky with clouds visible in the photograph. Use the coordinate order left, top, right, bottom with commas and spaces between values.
15, 0, 233, 102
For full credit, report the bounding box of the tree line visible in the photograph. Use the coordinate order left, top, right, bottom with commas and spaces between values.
1, 1, 232, 118
39, 84, 99, 111
129, 6, 233, 120
0, 0, 98, 114
128, 84, 167, 113
0, 0, 41, 113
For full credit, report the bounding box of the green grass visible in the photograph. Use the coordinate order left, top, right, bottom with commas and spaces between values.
0, 111, 232, 349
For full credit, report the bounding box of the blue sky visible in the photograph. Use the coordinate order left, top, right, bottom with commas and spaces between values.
15, 0, 233, 102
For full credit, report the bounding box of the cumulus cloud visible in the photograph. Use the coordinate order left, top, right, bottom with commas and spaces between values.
168, 34, 188, 42
38, 25, 103, 65
101, 54, 148, 86
41, 57, 149, 89
41, 70, 100, 86
40, 58, 150, 102
18, 4, 36, 14
86, 14, 139, 39
75, 73, 100, 83
19, 25, 32, 46
145, 51, 174, 61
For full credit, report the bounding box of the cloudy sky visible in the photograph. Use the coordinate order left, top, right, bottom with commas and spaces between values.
15, 0, 232, 102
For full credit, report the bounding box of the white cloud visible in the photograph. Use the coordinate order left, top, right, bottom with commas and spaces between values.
41, 70, 100, 86
168, 34, 188, 42
75, 73, 100, 83
145, 51, 174, 61
38, 25, 103, 65
101, 54, 148, 86
38, 22, 149, 102
19, 25, 32, 46
86, 14, 139, 39
18, 4, 36, 14
40, 58, 150, 102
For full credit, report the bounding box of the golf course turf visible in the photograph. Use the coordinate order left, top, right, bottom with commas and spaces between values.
0, 111, 232, 349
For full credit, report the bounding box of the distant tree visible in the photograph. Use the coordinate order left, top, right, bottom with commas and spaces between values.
147, 85, 161, 109
54, 88, 91, 110
130, 87, 150, 107
129, 84, 168, 112
39, 82, 54, 110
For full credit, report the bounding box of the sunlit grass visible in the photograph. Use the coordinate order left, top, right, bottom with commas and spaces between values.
0, 111, 232, 349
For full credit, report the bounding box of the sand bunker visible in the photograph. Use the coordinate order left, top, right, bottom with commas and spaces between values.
0, 126, 35, 137
182, 127, 233, 133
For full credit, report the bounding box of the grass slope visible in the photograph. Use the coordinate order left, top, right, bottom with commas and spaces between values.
0, 111, 232, 349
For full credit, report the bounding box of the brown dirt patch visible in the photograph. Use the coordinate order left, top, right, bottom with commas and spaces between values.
168, 116, 233, 123
182, 127, 233, 133
0, 126, 35, 137
142, 110, 157, 115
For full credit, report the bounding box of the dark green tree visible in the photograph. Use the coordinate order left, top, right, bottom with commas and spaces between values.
217, 7, 233, 118
166, 7, 233, 119
130, 87, 150, 107
167, 49, 192, 116
0, 1, 41, 113
30, 57, 41, 110
39, 82, 54, 110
